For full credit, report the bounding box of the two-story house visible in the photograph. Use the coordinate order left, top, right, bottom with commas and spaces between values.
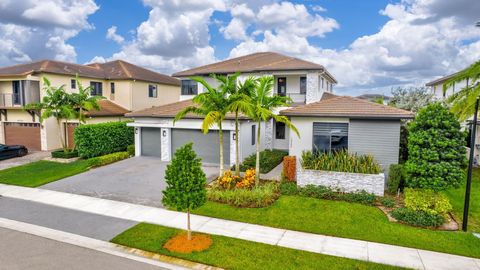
0, 60, 180, 151
127, 52, 412, 170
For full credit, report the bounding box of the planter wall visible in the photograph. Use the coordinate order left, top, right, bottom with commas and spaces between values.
297, 168, 385, 196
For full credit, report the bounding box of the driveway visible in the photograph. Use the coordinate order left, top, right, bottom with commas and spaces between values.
0, 151, 50, 170
41, 156, 219, 207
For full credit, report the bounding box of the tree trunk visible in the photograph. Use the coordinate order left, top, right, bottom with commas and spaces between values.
187, 208, 192, 241
234, 110, 240, 177
255, 121, 261, 186
57, 118, 67, 153
219, 122, 224, 176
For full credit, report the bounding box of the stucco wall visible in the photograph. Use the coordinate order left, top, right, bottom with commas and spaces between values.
131, 81, 180, 111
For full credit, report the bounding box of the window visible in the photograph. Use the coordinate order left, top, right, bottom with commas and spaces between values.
148, 84, 157, 98
277, 77, 286, 96
312, 122, 348, 153
71, 79, 76, 89
181, 80, 197, 95
321, 77, 324, 89
90, 81, 103, 96
300, 77, 306, 94
275, 121, 286, 139
12, 81, 21, 105
251, 125, 256, 145
110, 82, 115, 94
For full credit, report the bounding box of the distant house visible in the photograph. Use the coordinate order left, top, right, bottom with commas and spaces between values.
0, 60, 180, 151
356, 94, 391, 105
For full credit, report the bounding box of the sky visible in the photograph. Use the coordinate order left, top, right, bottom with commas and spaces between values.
0, 0, 479, 96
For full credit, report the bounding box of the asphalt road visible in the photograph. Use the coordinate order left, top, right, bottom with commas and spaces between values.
0, 227, 168, 270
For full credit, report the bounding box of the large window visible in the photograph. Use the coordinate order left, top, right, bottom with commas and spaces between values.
71, 79, 76, 89
110, 82, 115, 94
148, 84, 157, 98
90, 81, 103, 96
181, 80, 198, 95
300, 76, 306, 94
312, 122, 348, 153
12, 81, 21, 105
275, 121, 286, 139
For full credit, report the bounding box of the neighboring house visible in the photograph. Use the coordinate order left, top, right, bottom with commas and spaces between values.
127, 51, 412, 170
0, 60, 180, 151
356, 94, 391, 105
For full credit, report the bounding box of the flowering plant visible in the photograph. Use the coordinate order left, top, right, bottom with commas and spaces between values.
218, 171, 240, 189
236, 168, 255, 189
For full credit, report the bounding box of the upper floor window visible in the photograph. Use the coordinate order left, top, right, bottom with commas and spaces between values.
110, 82, 115, 94
149, 84, 157, 98
90, 81, 103, 96
71, 79, 76, 89
312, 122, 348, 153
181, 80, 197, 95
321, 77, 324, 89
277, 77, 287, 96
300, 77, 306, 94
12, 81, 21, 105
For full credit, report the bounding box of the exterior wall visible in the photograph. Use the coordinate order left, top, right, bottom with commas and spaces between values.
273, 121, 290, 150
109, 81, 132, 110
179, 77, 218, 101
239, 121, 267, 161
431, 79, 469, 100
131, 81, 180, 110
349, 120, 400, 168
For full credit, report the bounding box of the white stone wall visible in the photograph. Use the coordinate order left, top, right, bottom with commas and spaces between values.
229, 130, 236, 165
306, 72, 320, 104
264, 119, 273, 150
160, 128, 171, 161
297, 168, 385, 196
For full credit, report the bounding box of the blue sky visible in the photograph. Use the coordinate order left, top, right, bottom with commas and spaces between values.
0, 0, 479, 95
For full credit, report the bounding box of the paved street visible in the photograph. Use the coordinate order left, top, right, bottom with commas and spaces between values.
42, 156, 219, 207
0, 227, 168, 270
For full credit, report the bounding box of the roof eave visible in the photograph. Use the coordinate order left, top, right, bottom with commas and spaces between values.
280, 113, 414, 120
173, 67, 327, 78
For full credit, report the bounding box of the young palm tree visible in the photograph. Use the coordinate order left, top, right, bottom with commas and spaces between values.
247, 76, 300, 185
70, 77, 104, 124
24, 77, 76, 153
445, 61, 480, 121
174, 75, 231, 176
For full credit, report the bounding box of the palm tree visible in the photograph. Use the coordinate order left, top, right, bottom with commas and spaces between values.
227, 75, 255, 176
25, 77, 76, 153
174, 75, 231, 176
70, 77, 104, 124
444, 61, 480, 121
247, 76, 300, 185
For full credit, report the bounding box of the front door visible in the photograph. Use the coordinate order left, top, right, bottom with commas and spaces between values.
277, 77, 286, 96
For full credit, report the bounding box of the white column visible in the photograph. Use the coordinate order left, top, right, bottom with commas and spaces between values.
134, 127, 141, 157
161, 128, 171, 161
230, 130, 236, 166
265, 119, 273, 150
306, 72, 320, 104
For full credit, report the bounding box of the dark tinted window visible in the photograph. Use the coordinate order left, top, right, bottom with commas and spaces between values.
148, 85, 157, 98
275, 122, 286, 139
181, 80, 198, 95
300, 77, 306, 94
90, 81, 103, 96
312, 122, 348, 153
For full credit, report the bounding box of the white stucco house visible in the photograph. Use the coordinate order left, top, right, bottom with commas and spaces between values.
126, 52, 413, 170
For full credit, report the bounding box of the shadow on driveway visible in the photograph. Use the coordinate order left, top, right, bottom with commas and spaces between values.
40, 156, 219, 208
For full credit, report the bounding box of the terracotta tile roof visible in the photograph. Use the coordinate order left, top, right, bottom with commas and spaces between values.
0, 59, 179, 86
173, 52, 337, 83
125, 99, 248, 120
85, 100, 130, 117
280, 95, 414, 119
320, 92, 337, 101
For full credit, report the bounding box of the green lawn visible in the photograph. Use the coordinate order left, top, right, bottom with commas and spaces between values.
0, 160, 91, 187
193, 196, 480, 258
112, 223, 405, 270
445, 168, 480, 232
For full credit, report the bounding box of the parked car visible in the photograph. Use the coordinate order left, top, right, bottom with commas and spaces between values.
0, 144, 28, 160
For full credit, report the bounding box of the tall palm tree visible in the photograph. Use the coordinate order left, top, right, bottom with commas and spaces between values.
247, 76, 300, 185
227, 75, 255, 176
174, 75, 231, 176
445, 61, 480, 121
70, 77, 104, 124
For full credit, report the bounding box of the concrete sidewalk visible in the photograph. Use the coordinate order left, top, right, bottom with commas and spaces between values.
1, 183, 479, 270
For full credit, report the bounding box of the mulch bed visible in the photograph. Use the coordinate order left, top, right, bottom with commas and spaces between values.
163, 232, 213, 253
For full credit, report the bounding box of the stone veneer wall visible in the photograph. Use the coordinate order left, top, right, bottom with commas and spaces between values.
297, 168, 385, 196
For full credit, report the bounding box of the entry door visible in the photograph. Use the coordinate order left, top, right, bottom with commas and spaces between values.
277, 77, 286, 96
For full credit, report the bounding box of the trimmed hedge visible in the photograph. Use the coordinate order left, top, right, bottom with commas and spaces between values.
88, 151, 130, 168
51, 150, 78, 159
387, 164, 405, 194
127, 144, 135, 156
74, 121, 134, 158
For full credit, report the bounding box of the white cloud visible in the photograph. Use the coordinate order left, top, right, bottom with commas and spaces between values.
106, 26, 125, 44
312, 5, 326, 12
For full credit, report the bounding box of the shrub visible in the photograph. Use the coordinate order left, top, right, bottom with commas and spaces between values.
74, 121, 134, 158
51, 150, 78, 159
207, 182, 279, 207
301, 149, 381, 174
279, 181, 298, 195
381, 197, 396, 208
218, 171, 241, 190
236, 168, 255, 189
341, 191, 376, 205
234, 149, 288, 173
127, 144, 135, 156
405, 103, 467, 191
88, 151, 130, 168
403, 188, 452, 216
391, 207, 445, 227
282, 156, 296, 181
388, 164, 405, 194
296, 184, 377, 206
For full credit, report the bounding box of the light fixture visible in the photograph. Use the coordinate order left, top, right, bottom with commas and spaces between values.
135, 128, 138, 134
162, 130, 167, 137
233, 133, 236, 140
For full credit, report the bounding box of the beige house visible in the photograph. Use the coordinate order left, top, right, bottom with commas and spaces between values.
0, 60, 180, 151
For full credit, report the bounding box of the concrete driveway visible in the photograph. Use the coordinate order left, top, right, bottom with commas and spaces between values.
41, 156, 219, 207
0, 151, 50, 170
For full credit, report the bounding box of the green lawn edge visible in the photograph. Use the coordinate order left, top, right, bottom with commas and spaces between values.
111, 223, 406, 270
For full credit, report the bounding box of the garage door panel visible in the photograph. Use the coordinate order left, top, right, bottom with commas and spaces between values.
171, 129, 230, 164
141, 127, 161, 157
4, 122, 41, 151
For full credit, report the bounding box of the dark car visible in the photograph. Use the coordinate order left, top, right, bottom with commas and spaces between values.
0, 144, 28, 160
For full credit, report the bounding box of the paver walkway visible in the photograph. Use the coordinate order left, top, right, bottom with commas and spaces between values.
1, 183, 479, 270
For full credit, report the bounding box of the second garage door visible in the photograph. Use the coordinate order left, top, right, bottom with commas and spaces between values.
141, 127, 161, 157
171, 129, 230, 164
4, 122, 41, 151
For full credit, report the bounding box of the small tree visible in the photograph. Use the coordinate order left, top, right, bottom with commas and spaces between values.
405, 103, 467, 191
389, 86, 434, 112
162, 143, 207, 240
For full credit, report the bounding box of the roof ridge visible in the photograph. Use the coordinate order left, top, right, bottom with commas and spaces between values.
117, 60, 132, 78
348, 96, 411, 113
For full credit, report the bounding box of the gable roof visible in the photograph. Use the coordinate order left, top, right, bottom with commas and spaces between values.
0, 60, 179, 86
173, 52, 337, 83
280, 94, 414, 119
85, 100, 130, 117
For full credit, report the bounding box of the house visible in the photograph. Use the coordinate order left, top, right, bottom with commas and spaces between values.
127, 51, 412, 171
0, 60, 180, 151
356, 94, 391, 105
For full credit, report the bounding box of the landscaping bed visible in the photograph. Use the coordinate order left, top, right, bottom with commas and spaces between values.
232, 149, 287, 173
111, 223, 404, 270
